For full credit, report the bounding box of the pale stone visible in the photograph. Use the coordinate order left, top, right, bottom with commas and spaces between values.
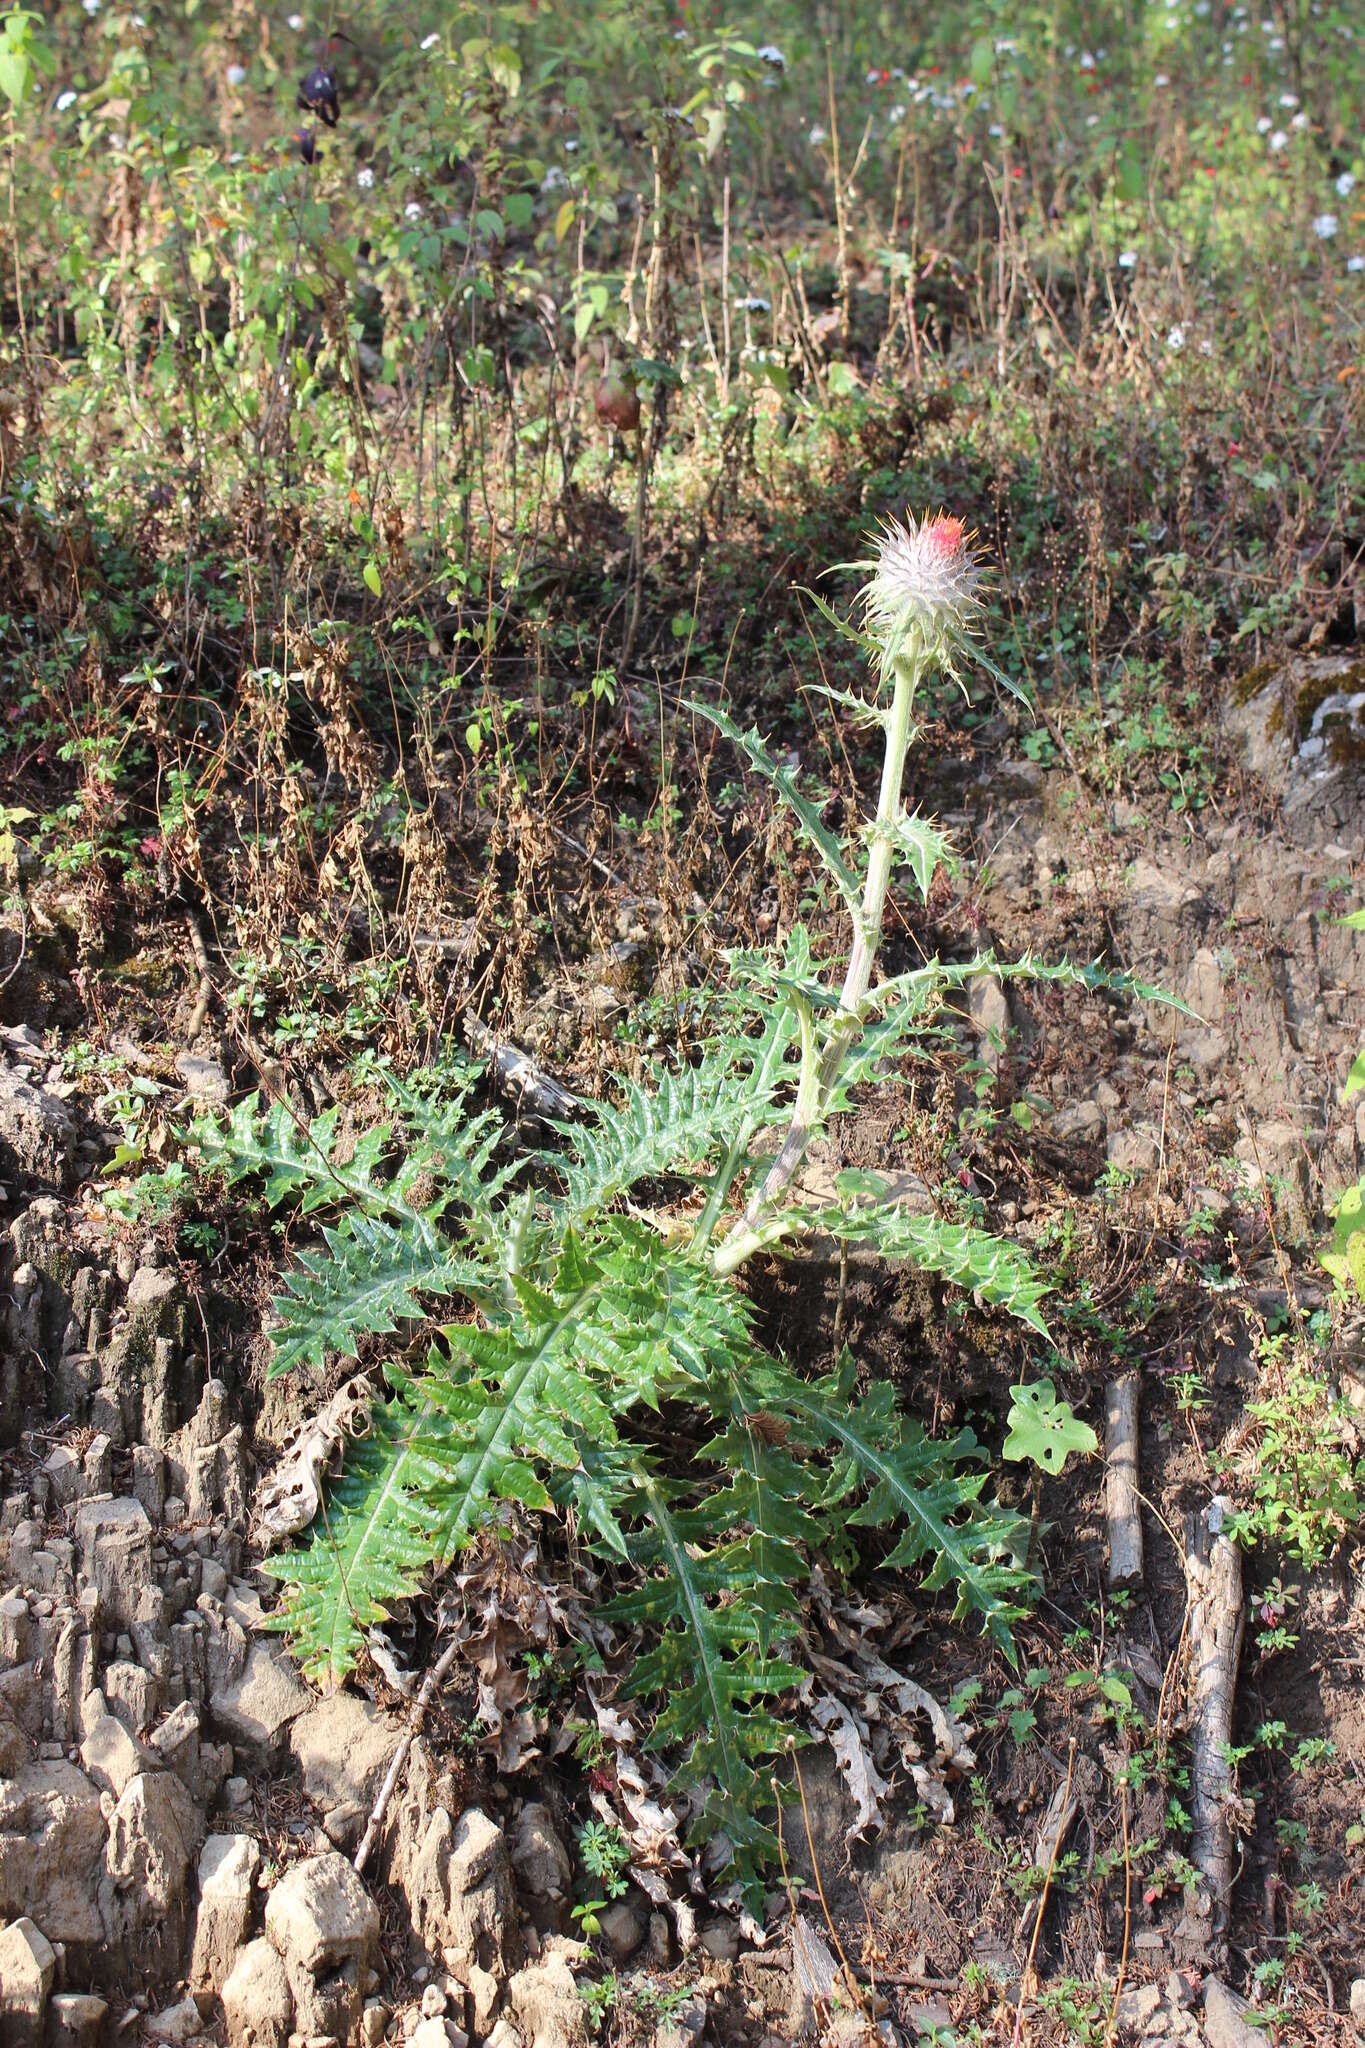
190, 1831, 261, 1994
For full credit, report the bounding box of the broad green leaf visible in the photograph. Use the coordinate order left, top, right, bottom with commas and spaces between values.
1003, 1380, 1098, 1475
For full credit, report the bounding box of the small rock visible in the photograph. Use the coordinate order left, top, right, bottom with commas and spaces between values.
483, 2023, 525, 2048
265, 1850, 379, 2044
507, 1937, 589, 2048
0, 1915, 56, 2046
968, 973, 1010, 1065
361, 2002, 390, 2047
72, 1498, 153, 1630
146, 1997, 205, 2042
1202, 1978, 1261, 2048
510, 1802, 573, 1908
0, 1062, 77, 1185
411, 2024, 465, 2048
190, 1831, 261, 1994
100, 1769, 202, 1977
223, 1935, 294, 2048
1350, 1979, 1365, 2025
1054, 1099, 1106, 1144
289, 1693, 401, 1853
210, 1642, 311, 1763
654, 1996, 706, 2048
79, 1713, 153, 1799
421, 1986, 447, 2019
175, 1053, 230, 1103
45, 1991, 111, 2048
43, 1445, 86, 1508
698, 1917, 738, 1964
1107, 1124, 1162, 1177
265, 1851, 380, 1977
595, 1899, 645, 1961
1113, 1983, 1162, 2032
467, 1965, 500, 2032
148, 1701, 202, 1789
1165, 1969, 1195, 2010
0, 1759, 107, 1946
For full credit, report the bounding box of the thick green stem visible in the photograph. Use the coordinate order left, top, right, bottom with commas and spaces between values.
713, 649, 926, 1277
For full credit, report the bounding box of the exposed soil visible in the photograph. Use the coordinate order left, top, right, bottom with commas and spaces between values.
2, 622, 1363, 2048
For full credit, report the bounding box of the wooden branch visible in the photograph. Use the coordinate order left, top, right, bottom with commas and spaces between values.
464, 1015, 581, 1121
353, 1632, 462, 1878
1104, 1374, 1144, 1588
1184, 1501, 1245, 1935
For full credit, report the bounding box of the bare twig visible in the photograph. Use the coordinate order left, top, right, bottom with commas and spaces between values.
353, 1631, 462, 1877
1012, 1738, 1077, 2048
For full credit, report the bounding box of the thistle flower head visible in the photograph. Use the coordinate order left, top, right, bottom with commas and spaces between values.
857, 510, 982, 673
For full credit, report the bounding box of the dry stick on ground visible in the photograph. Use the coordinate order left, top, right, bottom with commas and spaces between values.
1011, 1739, 1077, 2048
184, 904, 215, 1043
353, 1632, 463, 1878
463, 1014, 582, 1121
1104, 1373, 1144, 1589
1184, 1501, 1245, 1940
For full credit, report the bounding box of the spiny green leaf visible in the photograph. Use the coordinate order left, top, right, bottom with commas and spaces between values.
269, 1212, 492, 1377
772, 1362, 1033, 1652
687, 697, 862, 916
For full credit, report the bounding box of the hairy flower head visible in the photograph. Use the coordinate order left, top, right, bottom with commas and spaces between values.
857, 511, 982, 672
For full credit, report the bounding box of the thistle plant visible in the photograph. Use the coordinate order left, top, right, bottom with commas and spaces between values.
176, 510, 1164, 1903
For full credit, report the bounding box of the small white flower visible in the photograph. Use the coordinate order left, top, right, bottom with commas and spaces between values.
1086, 113, 1099, 126
1269, 129, 1288, 151
226, 63, 246, 87
1154, 72, 1170, 85
1268, 33, 1284, 47
757, 45, 785, 68
288, 13, 304, 28
1167, 323, 1185, 350
735, 295, 770, 312
131, 10, 145, 22
565, 139, 577, 151
1279, 91, 1299, 106
1348, 254, 1365, 272
82, 0, 99, 14
866, 69, 880, 85
540, 166, 566, 191
421, 32, 440, 50
357, 166, 374, 189
1118, 249, 1138, 269
56, 90, 77, 111
404, 201, 423, 220
1337, 171, 1356, 196
1291, 112, 1308, 129
1313, 212, 1338, 237
888, 104, 906, 122
1256, 115, 1272, 133
809, 124, 827, 145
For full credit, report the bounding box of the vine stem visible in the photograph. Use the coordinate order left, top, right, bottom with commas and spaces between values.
713, 647, 925, 1277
